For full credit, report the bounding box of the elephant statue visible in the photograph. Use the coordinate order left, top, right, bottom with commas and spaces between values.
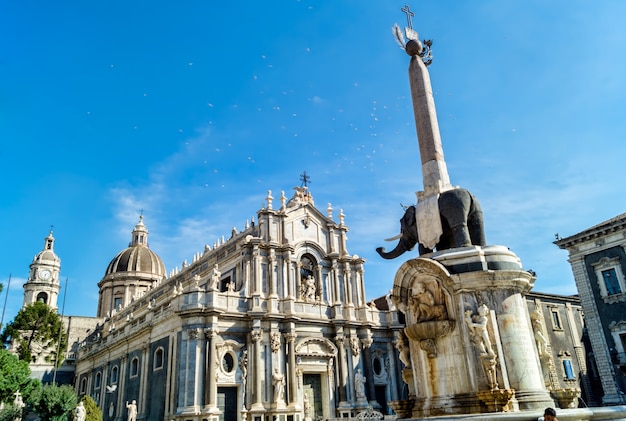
376, 188, 486, 259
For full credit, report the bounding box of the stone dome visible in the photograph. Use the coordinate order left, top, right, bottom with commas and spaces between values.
97, 216, 166, 317
105, 246, 166, 277
104, 215, 166, 278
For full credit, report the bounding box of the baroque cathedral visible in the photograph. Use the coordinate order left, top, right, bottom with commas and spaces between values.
33, 186, 406, 421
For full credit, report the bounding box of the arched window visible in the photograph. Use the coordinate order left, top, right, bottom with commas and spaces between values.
154, 348, 164, 370
111, 366, 118, 383
36, 292, 48, 304
130, 357, 139, 377
95, 372, 101, 389
80, 378, 87, 394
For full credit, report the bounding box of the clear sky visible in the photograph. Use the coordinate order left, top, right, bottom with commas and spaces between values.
2, 1, 626, 323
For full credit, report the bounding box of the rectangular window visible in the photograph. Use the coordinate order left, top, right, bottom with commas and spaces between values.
602, 268, 622, 295
563, 359, 575, 379
551, 309, 562, 329
114, 297, 123, 310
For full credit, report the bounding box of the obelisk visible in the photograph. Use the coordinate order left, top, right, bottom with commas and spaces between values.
406, 42, 452, 197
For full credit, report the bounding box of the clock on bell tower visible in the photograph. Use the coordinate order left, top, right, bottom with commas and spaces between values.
23, 230, 61, 310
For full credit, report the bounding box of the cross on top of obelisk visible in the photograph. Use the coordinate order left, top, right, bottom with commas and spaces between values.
299, 171, 311, 187
401, 4, 415, 29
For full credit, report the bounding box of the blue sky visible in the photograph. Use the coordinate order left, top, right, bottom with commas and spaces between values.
2, 1, 626, 322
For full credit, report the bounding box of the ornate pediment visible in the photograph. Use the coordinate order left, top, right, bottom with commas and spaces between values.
295, 337, 337, 357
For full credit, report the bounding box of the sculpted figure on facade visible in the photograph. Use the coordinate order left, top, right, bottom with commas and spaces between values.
126, 400, 137, 421
409, 280, 447, 322
394, 333, 411, 368
211, 264, 221, 290
74, 401, 86, 421
350, 337, 360, 356
301, 275, 316, 303
272, 368, 286, 403
354, 369, 367, 400
465, 304, 495, 358
271, 332, 281, 353
530, 309, 548, 357
303, 393, 311, 418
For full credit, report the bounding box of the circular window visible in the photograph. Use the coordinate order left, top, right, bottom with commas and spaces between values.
373, 357, 383, 375
222, 352, 235, 373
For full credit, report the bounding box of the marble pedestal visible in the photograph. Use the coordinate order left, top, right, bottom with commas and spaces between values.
391, 246, 554, 418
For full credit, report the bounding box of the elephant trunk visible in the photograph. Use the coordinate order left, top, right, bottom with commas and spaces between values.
376, 244, 409, 260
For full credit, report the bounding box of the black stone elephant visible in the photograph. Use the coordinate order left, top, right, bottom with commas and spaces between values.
376, 188, 486, 259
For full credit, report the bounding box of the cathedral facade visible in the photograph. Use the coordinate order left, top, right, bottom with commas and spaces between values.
73, 187, 406, 421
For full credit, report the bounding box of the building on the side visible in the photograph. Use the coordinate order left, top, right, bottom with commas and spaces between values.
556, 213, 626, 405
525, 291, 600, 407
74, 187, 407, 421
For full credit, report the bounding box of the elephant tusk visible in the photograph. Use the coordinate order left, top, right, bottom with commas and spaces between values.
384, 233, 403, 242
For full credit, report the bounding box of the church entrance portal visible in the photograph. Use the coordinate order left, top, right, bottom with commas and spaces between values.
303, 374, 322, 419
217, 387, 237, 421
374, 385, 388, 415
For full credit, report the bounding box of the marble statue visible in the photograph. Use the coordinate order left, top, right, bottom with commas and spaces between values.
302, 275, 316, 303
211, 264, 221, 290
126, 400, 137, 421
272, 368, 285, 403
465, 304, 495, 357
74, 401, 86, 421
354, 369, 366, 400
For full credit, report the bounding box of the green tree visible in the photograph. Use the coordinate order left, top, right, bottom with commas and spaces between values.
28, 384, 77, 421
0, 403, 23, 421
1, 302, 67, 366
69, 395, 102, 421
0, 348, 40, 403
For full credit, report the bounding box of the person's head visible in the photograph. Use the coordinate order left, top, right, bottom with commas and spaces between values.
543, 407, 557, 421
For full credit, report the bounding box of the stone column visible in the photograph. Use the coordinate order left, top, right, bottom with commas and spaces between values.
117, 356, 127, 418
385, 341, 399, 401
335, 335, 348, 403
331, 262, 340, 304
206, 328, 217, 409
286, 331, 298, 406
344, 267, 353, 306
361, 335, 376, 402
251, 329, 264, 410
315, 265, 323, 302
139, 344, 149, 416
268, 253, 276, 296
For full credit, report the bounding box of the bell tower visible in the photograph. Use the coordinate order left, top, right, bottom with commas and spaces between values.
23, 229, 61, 310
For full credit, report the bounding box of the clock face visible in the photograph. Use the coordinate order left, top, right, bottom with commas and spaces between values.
39, 270, 51, 280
